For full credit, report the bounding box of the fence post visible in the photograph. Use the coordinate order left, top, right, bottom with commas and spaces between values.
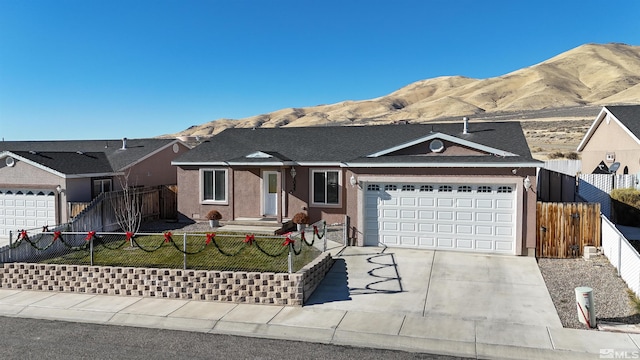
288, 243, 293, 274
90, 235, 94, 266
8, 230, 12, 262
618, 235, 622, 276
183, 233, 187, 270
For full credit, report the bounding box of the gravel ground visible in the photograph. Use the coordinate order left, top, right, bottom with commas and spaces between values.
538, 255, 640, 329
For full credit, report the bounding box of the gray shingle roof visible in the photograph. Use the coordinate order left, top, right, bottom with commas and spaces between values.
606, 105, 640, 138
174, 122, 538, 166
0, 138, 177, 175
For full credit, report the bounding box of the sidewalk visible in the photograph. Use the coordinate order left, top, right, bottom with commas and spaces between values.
0, 241, 639, 359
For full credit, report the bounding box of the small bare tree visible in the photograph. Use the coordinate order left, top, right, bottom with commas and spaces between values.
111, 170, 142, 239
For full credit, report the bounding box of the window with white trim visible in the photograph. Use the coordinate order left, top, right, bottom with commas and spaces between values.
438, 185, 453, 192
385, 184, 397, 191
478, 186, 493, 193
457, 185, 472, 192
201, 169, 228, 203
420, 185, 434, 192
402, 185, 415, 191
312, 170, 340, 205
497, 186, 513, 193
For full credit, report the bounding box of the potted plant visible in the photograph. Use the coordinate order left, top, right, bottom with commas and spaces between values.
206, 209, 222, 228
292, 212, 310, 231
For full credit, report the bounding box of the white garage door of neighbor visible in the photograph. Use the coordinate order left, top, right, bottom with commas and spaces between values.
0, 189, 56, 239
364, 183, 517, 254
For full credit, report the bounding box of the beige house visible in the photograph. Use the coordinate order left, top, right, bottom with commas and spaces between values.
0, 138, 190, 238
172, 120, 541, 256
577, 105, 640, 175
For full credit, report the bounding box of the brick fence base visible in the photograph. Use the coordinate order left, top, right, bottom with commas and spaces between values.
0, 251, 335, 306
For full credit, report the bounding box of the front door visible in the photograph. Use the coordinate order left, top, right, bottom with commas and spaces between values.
263, 171, 278, 216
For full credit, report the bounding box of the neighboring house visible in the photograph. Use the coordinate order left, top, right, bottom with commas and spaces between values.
0, 138, 190, 238
577, 105, 640, 175
172, 120, 541, 255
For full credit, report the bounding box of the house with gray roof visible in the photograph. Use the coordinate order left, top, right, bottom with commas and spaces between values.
172, 120, 541, 255
577, 105, 640, 175
0, 138, 190, 238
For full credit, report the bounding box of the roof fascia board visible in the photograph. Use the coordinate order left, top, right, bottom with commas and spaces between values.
576, 107, 608, 151
367, 133, 517, 157
65, 172, 123, 179
343, 161, 542, 168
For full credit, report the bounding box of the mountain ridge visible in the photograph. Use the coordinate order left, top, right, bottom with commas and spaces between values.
167, 43, 640, 140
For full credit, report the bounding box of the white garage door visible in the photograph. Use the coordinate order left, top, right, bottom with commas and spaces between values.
364, 182, 517, 254
0, 189, 56, 239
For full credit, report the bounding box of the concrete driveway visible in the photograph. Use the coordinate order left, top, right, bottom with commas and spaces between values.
305, 246, 562, 328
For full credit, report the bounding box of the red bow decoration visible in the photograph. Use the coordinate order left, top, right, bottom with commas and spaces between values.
85, 231, 96, 241
244, 234, 255, 246
164, 232, 172, 243
206, 233, 215, 245
282, 236, 295, 246
19, 230, 28, 240
313, 225, 319, 235
53, 231, 61, 241
126, 232, 134, 241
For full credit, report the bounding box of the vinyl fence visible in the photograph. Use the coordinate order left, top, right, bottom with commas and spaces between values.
601, 215, 640, 297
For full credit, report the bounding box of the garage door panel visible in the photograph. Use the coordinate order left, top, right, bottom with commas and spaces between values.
400, 210, 416, 219
456, 238, 473, 250
366, 182, 516, 254
400, 222, 416, 231
437, 211, 454, 221
456, 225, 473, 234
456, 211, 473, 221
476, 240, 494, 251
400, 197, 416, 206
418, 198, 435, 207
0, 189, 56, 238
476, 212, 493, 222
418, 210, 435, 220
437, 198, 454, 207
437, 238, 454, 248
419, 237, 435, 247
418, 223, 435, 233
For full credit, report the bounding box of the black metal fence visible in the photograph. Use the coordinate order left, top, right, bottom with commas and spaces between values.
1, 221, 329, 274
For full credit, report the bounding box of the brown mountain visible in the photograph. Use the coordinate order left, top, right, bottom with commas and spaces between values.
168, 43, 640, 156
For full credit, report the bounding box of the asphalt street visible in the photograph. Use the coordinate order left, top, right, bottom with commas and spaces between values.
0, 316, 469, 360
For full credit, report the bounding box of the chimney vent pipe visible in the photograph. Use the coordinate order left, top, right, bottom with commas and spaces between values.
463, 117, 469, 134
121, 138, 127, 150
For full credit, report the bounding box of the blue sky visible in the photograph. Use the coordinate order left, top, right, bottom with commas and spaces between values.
1, 0, 639, 141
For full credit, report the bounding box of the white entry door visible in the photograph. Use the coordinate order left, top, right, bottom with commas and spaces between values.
364, 182, 517, 254
263, 171, 278, 216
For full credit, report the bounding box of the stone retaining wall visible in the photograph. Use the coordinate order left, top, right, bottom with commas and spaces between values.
0, 251, 334, 306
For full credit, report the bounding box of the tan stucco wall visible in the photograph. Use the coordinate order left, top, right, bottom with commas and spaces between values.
125, 142, 188, 187
177, 164, 537, 255
581, 119, 640, 174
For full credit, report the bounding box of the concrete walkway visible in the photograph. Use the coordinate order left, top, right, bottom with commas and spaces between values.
0, 247, 638, 359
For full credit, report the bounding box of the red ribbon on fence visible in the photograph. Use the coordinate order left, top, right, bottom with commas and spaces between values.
244, 234, 255, 246
282, 236, 295, 247
85, 231, 96, 241
164, 232, 172, 243
126, 232, 134, 241
206, 233, 215, 245
313, 225, 319, 235
53, 231, 61, 241
19, 230, 28, 241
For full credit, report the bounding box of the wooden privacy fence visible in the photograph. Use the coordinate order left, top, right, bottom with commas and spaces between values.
537, 202, 601, 258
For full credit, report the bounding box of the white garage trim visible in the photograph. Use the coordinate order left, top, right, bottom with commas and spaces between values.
0, 189, 56, 239
358, 177, 523, 255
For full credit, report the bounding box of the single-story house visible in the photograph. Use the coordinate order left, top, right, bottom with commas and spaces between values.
172, 120, 541, 255
577, 105, 640, 175
0, 138, 190, 237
